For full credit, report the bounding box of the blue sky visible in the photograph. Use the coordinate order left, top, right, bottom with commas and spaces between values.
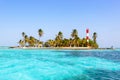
0, 0, 120, 48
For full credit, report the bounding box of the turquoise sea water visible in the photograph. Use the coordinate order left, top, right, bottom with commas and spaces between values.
0, 48, 120, 80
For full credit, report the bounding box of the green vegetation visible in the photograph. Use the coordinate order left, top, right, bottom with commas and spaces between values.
38, 29, 43, 41
18, 29, 99, 48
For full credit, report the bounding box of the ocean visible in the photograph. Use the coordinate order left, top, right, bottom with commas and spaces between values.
0, 48, 120, 80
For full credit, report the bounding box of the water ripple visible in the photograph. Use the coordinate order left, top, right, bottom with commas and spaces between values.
0, 49, 120, 80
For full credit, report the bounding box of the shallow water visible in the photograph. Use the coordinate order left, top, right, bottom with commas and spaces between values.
0, 48, 120, 80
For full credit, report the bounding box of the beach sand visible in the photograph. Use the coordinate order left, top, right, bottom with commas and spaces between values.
10, 46, 93, 50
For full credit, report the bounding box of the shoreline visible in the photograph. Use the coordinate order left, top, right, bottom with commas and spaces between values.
9, 46, 114, 50
10, 46, 92, 50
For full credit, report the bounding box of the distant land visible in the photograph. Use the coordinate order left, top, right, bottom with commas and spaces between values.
15, 28, 99, 49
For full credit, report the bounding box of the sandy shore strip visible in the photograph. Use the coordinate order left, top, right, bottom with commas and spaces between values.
9, 47, 94, 50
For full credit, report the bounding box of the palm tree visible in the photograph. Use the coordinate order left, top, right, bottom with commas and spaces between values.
55, 31, 63, 47
82, 38, 87, 47
69, 38, 73, 47
24, 35, 29, 46
28, 36, 36, 47
71, 29, 78, 38
22, 32, 25, 47
38, 29, 43, 41
92, 32, 99, 48
93, 32, 97, 43
22, 32, 25, 38
74, 35, 81, 47
47, 39, 54, 47
71, 29, 79, 46
62, 38, 70, 47
55, 35, 60, 47
89, 39, 94, 47
58, 31, 63, 40
19, 40, 24, 47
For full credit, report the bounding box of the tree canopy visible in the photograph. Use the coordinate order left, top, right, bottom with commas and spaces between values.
18, 29, 99, 48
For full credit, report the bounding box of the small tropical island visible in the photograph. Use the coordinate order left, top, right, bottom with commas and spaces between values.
15, 28, 99, 50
